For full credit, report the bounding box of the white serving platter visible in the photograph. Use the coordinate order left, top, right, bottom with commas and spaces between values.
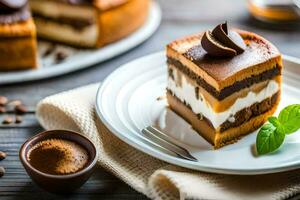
96, 51, 300, 175
0, 2, 161, 85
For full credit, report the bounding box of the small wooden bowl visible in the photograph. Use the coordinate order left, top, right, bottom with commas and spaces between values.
19, 130, 98, 193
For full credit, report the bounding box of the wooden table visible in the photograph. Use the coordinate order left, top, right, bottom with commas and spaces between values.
1, 0, 300, 199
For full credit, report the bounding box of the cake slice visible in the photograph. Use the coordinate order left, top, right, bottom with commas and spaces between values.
166, 24, 282, 148
0, 2, 37, 70
29, 0, 149, 48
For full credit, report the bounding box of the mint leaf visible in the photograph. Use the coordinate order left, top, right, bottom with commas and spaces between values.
268, 116, 285, 134
256, 123, 285, 155
256, 104, 300, 156
268, 116, 281, 128
278, 104, 300, 134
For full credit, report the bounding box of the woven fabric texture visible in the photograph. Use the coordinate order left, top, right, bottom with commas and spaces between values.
36, 83, 300, 200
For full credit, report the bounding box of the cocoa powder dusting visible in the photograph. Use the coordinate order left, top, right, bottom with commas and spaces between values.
27, 139, 89, 175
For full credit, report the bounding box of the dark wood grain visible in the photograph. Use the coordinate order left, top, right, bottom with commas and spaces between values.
0, 0, 300, 199
0, 128, 147, 200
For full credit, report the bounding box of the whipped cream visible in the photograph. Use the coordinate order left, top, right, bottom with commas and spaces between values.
167, 68, 279, 129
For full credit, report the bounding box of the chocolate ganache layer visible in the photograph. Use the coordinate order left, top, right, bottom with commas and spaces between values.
49, 0, 92, 5
167, 57, 281, 100
0, 0, 30, 24
33, 13, 94, 31
0, 0, 27, 11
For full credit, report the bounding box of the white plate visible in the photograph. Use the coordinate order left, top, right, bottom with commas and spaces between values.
96, 52, 300, 175
0, 2, 161, 85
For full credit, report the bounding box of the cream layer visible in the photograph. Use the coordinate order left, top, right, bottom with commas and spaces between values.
34, 17, 98, 47
167, 69, 280, 129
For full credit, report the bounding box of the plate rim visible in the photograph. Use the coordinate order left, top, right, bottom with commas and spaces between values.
0, 1, 161, 85
96, 51, 300, 175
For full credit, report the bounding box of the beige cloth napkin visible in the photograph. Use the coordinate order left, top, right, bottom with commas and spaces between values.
36, 83, 300, 200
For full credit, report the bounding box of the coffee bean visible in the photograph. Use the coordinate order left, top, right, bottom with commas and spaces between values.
15, 115, 22, 124
0, 106, 6, 113
15, 105, 27, 114
0, 151, 6, 161
6, 100, 20, 112
55, 51, 68, 63
0, 96, 8, 106
9, 100, 22, 106
42, 44, 56, 57
0, 166, 5, 177
2, 116, 13, 124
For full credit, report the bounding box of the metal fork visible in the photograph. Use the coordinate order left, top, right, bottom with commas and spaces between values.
141, 126, 197, 161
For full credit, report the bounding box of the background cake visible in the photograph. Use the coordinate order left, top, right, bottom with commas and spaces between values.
0, 1, 38, 70
30, 0, 149, 48
0, 0, 150, 71
166, 23, 282, 148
